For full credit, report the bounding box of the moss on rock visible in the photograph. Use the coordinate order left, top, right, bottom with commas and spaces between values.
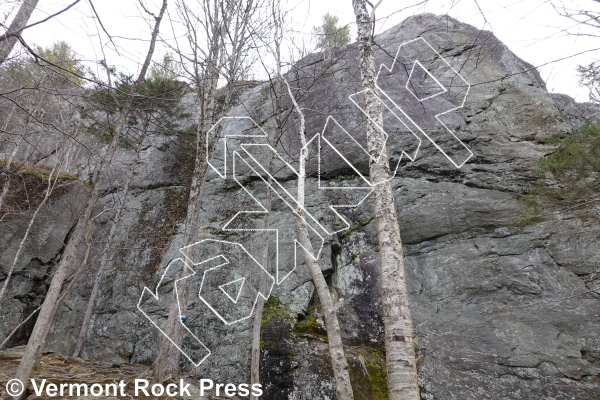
348, 347, 389, 400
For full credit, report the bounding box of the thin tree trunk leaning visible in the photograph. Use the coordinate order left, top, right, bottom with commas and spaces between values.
12, 2, 168, 397
151, 141, 213, 382
0, 242, 93, 353
72, 175, 131, 358
250, 10, 288, 381
351, 1, 420, 399
33, 217, 96, 369
151, 50, 225, 381
152, 85, 223, 382
292, 214, 354, 400
0, 0, 40, 64
250, 164, 277, 399
1, 229, 97, 353
250, 66, 285, 396
0, 246, 93, 353
251, 9, 283, 382
153, 0, 250, 380
249, 212, 271, 400
0, 307, 40, 350
284, 78, 354, 400
0, 157, 63, 305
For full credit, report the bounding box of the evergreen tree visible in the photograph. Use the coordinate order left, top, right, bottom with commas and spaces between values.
0, 41, 84, 88
533, 64, 600, 204
313, 12, 351, 50
578, 62, 600, 104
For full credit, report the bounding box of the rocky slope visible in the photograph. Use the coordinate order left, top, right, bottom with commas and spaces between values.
1, 13, 599, 400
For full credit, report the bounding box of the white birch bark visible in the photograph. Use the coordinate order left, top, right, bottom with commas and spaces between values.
352, 1, 420, 399
284, 78, 355, 400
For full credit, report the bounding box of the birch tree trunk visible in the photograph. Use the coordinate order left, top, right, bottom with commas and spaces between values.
284, 78, 354, 400
352, 1, 420, 399
0, 0, 40, 64
11, 2, 168, 397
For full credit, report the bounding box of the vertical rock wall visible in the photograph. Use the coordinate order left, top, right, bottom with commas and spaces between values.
0, 13, 598, 400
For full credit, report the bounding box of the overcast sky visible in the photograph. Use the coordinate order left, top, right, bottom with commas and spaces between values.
12, 0, 600, 102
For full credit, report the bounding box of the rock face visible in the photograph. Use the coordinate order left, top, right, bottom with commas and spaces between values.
0, 178, 88, 348
550, 93, 600, 130
1, 13, 599, 400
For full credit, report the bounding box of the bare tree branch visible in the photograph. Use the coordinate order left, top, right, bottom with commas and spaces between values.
0, 0, 82, 44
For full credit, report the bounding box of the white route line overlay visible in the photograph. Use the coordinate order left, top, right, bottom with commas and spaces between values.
219, 277, 246, 304
138, 37, 473, 366
376, 37, 473, 168
137, 257, 211, 367
179, 240, 275, 326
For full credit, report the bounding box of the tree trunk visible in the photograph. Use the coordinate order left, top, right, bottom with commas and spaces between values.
0, 307, 40, 350
11, 2, 168, 397
352, 1, 420, 399
151, 141, 212, 381
249, 162, 277, 399
33, 229, 93, 369
284, 77, 354, 400
152, 0, 247, 380
293, 213, 354, 400
0, 0, 40, 64
72, 176, 131, 358
249, 215, 271, 400
250, 13, 285, 386
152, 84, 221, 381
0, 160, 62, 305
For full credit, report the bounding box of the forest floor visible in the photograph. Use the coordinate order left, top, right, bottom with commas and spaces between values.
0, 346, 242, 400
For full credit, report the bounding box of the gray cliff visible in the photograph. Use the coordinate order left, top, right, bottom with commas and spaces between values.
0, 14, 599, 400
